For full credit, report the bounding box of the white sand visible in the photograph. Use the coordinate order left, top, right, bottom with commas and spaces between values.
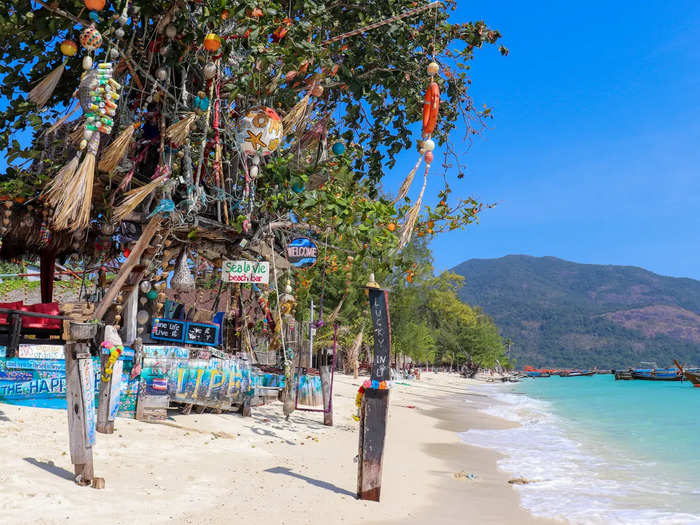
0, 373, 558, 524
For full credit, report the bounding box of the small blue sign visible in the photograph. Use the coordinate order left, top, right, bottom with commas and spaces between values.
286, 237, 319, 269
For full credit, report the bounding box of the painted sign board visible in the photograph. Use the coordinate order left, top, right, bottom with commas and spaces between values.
151, 318, 186, 343
222, 260, 270, 284
185, 322, 219, 347
368, 288, 392, 382
78, 358, 97, 446
286, 237, 319, 268
18, 345, 65, 360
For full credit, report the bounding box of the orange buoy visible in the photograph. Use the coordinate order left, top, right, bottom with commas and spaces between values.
422, 81, 440, 136
84, 0, 106, 10
203, 33, 221, 52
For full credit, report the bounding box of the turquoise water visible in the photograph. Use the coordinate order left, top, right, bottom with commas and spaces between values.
461, 375, 700, 524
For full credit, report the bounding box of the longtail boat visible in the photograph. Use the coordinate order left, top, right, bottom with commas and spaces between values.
631, 362, 682, 381
674, 360, 700, 387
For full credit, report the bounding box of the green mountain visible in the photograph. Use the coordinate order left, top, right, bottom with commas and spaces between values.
452, 255, 700, 369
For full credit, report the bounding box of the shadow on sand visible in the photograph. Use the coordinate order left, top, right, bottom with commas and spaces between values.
23, 457, 74, 482
265, 466, 356, 497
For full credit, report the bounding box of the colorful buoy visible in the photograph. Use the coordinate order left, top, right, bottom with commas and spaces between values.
332, 141, 345, 155
84, 0, 106, 11
80, 25, 103, 51
203, 33, 221, 52
60, 40, 78, 57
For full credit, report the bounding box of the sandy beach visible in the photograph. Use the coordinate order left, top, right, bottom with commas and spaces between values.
0, 373, 556, 525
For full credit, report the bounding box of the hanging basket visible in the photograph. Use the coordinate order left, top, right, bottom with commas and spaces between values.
69, 321, 98, 341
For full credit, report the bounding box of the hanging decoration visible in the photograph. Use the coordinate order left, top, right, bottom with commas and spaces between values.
397, 61, 440, 249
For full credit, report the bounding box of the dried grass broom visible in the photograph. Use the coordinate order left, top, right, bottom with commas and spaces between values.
165, 113, 197, 147
282, 92, 311, 133
29, 62, 66, 108
398, 163, 431, 249
42, 152, 81, 205
50, 134, 99, 232
393, 155, 423, 204
113, 174, 168, 223
98, 123, 136, 173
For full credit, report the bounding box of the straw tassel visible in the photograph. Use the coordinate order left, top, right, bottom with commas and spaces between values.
165, 113, 197, 147
98, 124, 136, 173
393, 155, 423, 204
113, 174, 168, 223
29, 62, 66, 108
42, 152, 81, 205
51, 135, 98, 231
398, 163, 430, 249
282, 92, 311, 133
45, 101, 80, 136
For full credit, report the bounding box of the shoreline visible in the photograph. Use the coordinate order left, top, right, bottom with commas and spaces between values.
0, 373, 553, 524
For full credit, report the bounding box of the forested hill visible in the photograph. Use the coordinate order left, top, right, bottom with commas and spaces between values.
452, 255, 700, 369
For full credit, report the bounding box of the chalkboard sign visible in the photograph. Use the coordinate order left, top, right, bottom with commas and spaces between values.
151, 318, 185, 343
185, 322, 219, 347
367, 287, 392, 382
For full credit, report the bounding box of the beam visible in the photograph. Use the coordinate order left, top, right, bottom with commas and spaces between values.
94, 216, 161, 321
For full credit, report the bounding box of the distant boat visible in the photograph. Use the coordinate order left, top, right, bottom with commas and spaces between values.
685, 371, 700, 387
526, 371, 551, 378
630, 362, 682, 381
673, 360, 700, 387
561, 370, 596, 377
614, 369, 633, 380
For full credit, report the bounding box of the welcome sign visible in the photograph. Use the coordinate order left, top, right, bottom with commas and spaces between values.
222, 260, 270, 284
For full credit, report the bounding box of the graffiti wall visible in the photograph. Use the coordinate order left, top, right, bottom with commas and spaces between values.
0, 344, 139, 418
140, 345, 253, 410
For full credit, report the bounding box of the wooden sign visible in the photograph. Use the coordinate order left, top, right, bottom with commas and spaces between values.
18, 344, 65, 359
78, 358, 96, 446
367, 288, 392, 382
286, 237, 319, 268
151, 318, 185, 343
222, 260, 270, 284
185, 322, 219, 347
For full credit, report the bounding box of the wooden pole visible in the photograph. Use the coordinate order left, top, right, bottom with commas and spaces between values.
64, 341, 100, 486
357, 286, 392, 501
121, 287, 138, 345
357, 388, 389, 501
40, 249, 56, 303
94, 216, 161, 321
319, 364, 333, 426
97, 326, 123, 434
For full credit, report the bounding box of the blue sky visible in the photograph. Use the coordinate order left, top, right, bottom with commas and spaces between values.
389, 1, 700, 278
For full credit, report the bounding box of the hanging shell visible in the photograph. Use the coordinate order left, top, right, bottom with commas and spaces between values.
171, 248, 195, 293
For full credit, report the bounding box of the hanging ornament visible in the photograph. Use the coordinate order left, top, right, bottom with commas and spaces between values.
136, 310, 150, 326
235, 107, 283, 156
84, 0, 106, 10
165, 24, 177, 39
427, 61, 440, 76
146, 289, 159, 301
60, 40, 78, 57
139, 280, 152, 293
156, 67, 168, 81
203, 62, 217, 80
171, 248, 195, 293
80, 25, 103, 51
203, 33, 221, 52
82, 55, 93, 70
332, 141, 345, 155
422, 82, 440, 138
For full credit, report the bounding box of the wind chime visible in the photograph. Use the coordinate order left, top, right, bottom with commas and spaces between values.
396, 60, 440, 249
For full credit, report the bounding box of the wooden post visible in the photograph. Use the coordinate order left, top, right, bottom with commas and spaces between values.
357, 388, 389, 501
358, 286, 392, 501
97, 326, 123, 434
319, 364, 333, 426
40, 249, 56, 304
121, 287, 138, 345
64, 341, 97, 486
94, 215, 161, 321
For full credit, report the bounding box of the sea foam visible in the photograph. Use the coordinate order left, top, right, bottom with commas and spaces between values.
460, 384, 700, 525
